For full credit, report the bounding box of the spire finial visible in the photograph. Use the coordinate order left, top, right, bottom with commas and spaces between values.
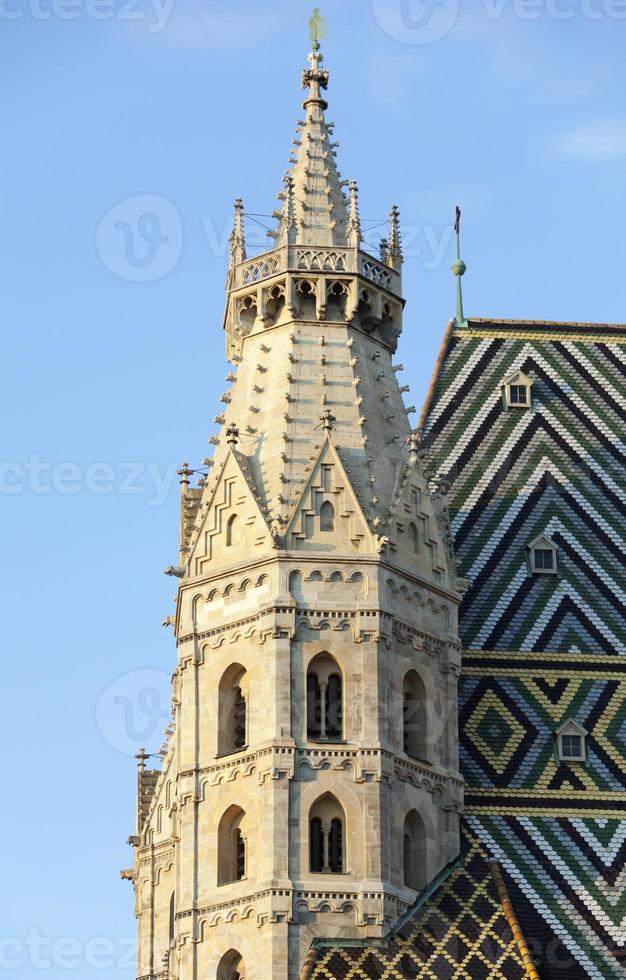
388, 205, 403, 271
302, 12, 329, 110
229, 197, 246, 267
226, 423, 240, 447
309, 8, 326, 52
317, 408, 336, 432
347, 180, 362, 247
452, 206, 468, 328
177, 463, 191, 488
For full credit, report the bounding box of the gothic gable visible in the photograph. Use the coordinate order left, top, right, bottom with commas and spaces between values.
187, 450, 272, 577
285, 438, 375, 553
384, 460, 453, 588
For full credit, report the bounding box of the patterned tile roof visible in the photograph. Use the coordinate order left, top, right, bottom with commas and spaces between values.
307, 828, 533, 980
422, 320, 626, 655
421, 319, 626, 979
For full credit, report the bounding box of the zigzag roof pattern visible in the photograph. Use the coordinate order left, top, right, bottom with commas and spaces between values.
422, 320, 626, 655
422, 319, 626, 979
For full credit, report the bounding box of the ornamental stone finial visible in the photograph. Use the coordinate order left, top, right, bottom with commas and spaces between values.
347, 180, 362, 247
177, 463, 191, 487
229, 197, 246, 267
226, 423, 240, 447
319, 408, 336, 432
388, 205, 403, 271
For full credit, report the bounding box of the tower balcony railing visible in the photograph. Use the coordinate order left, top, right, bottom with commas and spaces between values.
235, 244, 401, 296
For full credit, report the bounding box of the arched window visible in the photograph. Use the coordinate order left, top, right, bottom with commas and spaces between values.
309, 794, 345, 874
320, 501, 335, 532
307, 653, 343, 741
226, 513, 238, 547
217, 949, 246, 980
408, 521, 419, 553
169, 891, 175, 943
403, 810, 425, 891
217, 806, 247, 885
403, 670, 427, 761
218, 664, 248, 755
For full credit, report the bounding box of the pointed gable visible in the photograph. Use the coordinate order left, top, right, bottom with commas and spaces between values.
187, 449, 272, 576
384, 460, 453, 587
285, 438, 374, 552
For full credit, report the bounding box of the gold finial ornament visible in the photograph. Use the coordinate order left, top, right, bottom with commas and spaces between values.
309, 7, 326, 50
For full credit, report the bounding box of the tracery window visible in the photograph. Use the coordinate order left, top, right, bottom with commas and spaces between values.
309, 794, 345, 874
307, 653, 342, 740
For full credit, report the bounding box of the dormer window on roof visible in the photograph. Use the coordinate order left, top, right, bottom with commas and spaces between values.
503, 370, 533, 409
555, 720, 587, 763
528, 534, 558, 575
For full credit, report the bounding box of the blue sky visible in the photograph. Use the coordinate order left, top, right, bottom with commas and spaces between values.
1, 0, 625, 975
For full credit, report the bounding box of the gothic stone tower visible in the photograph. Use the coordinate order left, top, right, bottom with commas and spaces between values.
130, 43, 464, 980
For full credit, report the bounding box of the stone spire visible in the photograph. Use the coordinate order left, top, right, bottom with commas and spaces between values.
276, 44, 348, 246
346, 180, 362, 247
218, 40, 410, 529
229, 197, 246, 267
387, 204, 403, 271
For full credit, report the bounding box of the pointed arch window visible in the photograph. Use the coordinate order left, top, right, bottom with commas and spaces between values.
307, 653, 343, 741
218, 664, 248, 755
403, 810, 426, 891
403, 670, 428, 761
408, 521, 419, 553
217, 949, 246, 980
309, 794, 345, 874
169, 891, 175, 944
226, 513, 238, 547
217, 806, 247, 885
320, 500, 335, 532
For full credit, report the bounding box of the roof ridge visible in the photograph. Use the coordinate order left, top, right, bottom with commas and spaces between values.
490, 861, 541, 980
468, 317, 626, 329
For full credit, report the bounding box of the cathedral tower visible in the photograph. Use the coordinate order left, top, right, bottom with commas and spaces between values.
130, 40, 464, 980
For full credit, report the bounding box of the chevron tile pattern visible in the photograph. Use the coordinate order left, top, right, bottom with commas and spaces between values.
422, 320, 626, 979
423, 324, 626, 655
